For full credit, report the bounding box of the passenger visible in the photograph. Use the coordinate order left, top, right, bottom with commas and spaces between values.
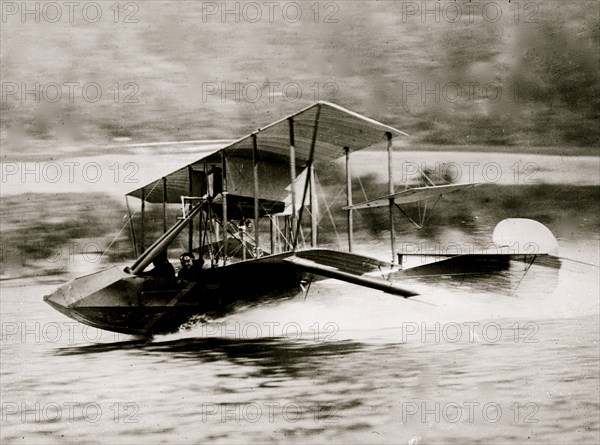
178, 252, 204, 281
138, 251, 177, 290
144, 251, 176, 279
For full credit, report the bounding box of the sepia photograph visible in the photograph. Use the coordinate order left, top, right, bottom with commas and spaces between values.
1, 1, 599, 443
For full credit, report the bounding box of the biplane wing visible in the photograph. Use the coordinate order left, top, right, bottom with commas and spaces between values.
284, 253, 418, 298
214, 249, 419, 297
344, 183, 478, 210
126, 101, 408, 205
122, 100, 412, 273
287, 249, 417, 297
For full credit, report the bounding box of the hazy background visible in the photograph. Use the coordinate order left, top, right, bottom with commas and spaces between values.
1, 0, 598, 156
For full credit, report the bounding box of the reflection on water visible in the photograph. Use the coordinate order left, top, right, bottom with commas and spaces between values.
54, 337, 367, 380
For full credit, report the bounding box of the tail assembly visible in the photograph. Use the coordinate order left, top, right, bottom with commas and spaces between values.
492, 218, 558, 255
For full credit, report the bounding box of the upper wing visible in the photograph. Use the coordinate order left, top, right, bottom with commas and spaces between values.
126, 101, 408, 204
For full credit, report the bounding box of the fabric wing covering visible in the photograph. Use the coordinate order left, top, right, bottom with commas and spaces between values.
127, 101, 408, 204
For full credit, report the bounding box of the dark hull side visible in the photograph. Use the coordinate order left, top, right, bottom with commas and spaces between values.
44, 258, 306, 336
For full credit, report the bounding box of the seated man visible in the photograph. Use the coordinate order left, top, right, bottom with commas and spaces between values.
144, 251, 176, 279
178, 252, 204, 281
138, 251, 177, 289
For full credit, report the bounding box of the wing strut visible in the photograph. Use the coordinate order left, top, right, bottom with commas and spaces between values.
386, 132, 396, 264
293, 103, 322, 250
395, 194, 442, 229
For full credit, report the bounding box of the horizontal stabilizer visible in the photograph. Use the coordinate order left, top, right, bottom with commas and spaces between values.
284, 255, 418, 298
397, 253, 561, 277
344, 183, 478, 210
397, 219, 560, 277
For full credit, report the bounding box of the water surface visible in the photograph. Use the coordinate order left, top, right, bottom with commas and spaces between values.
1, 239, 598, 444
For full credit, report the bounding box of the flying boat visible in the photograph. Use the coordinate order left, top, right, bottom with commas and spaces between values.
43, 102, 561, 336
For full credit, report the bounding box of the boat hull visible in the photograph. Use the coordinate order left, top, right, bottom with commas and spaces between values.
44, 257, 305, 336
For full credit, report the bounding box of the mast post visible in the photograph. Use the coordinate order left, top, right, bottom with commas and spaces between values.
310, 163, 317, 247
345, 147, 353, 252
252, 133, 260, 258
222, 150, 228, 265
270, 217, 276, 254
140, 188, 145, 253
187, 166, 194, 253
162, 177, 168, 234
288, 117, 296, 252
386, 132, 395, 264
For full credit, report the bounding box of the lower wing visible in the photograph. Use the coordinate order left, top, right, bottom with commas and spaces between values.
282, 250, 419, 298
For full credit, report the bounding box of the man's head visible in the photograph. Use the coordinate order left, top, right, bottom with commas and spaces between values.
180, 252, 195, 269
153, 251, 169, 266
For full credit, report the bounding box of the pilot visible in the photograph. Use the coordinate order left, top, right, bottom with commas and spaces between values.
178, 252, 204, 281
